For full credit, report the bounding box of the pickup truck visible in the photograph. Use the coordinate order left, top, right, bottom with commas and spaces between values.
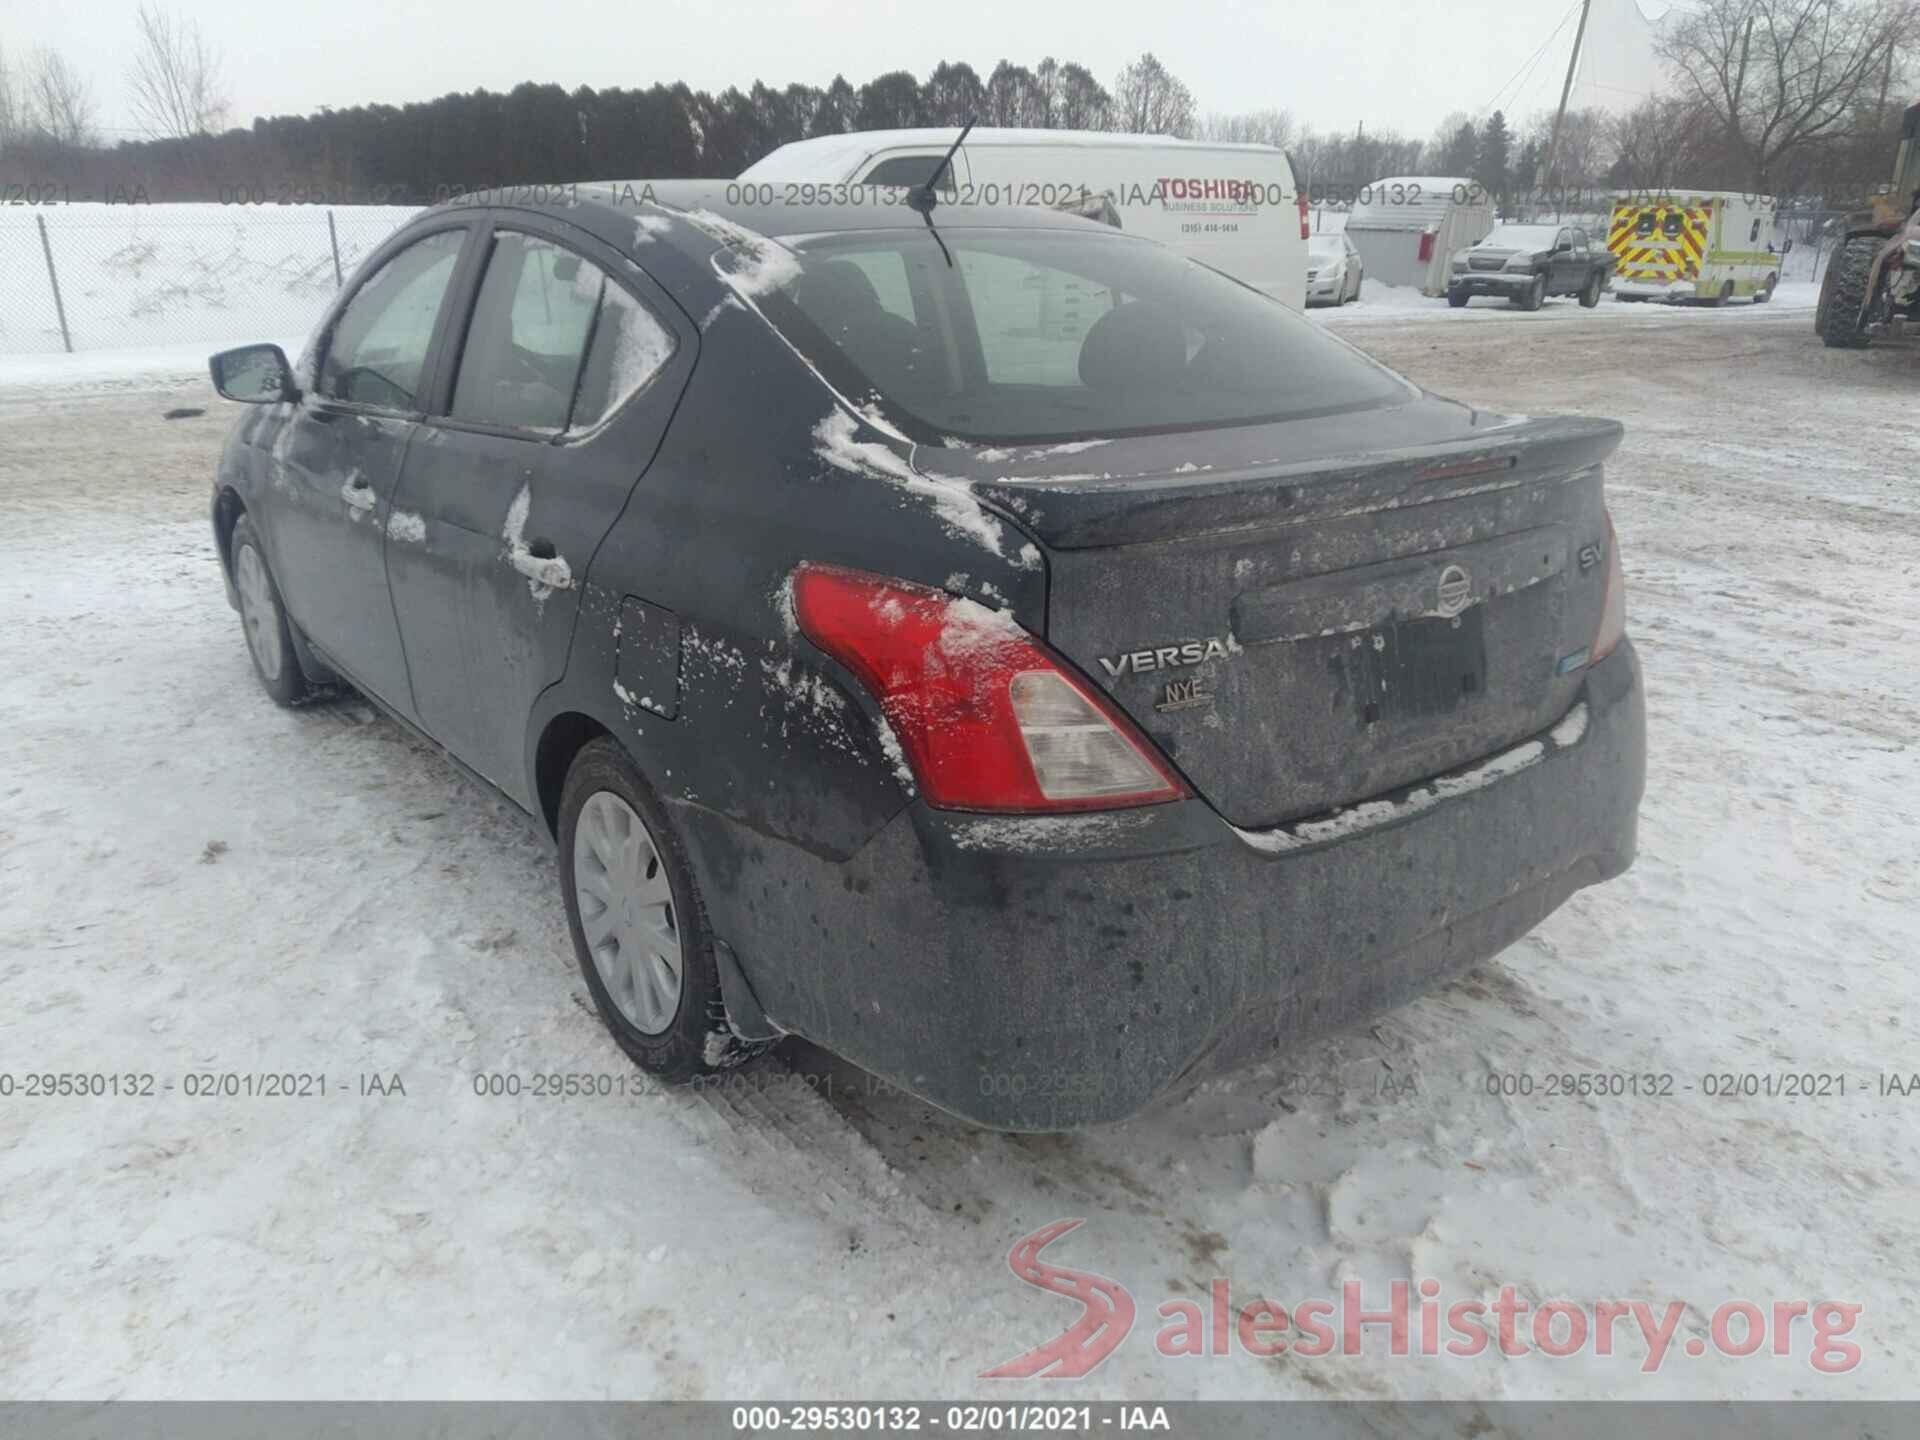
1447, 223, 1615, 309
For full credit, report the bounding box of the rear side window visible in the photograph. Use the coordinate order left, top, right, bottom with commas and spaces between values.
572, 283, 677, 429
451, 232, 676, 433
747, 228, 1410, 444
319, 229, 465, 409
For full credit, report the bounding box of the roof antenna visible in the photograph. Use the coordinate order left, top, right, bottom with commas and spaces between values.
908, 119, 973, 268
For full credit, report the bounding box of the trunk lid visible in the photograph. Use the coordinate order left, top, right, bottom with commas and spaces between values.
932, 397, 1622, 828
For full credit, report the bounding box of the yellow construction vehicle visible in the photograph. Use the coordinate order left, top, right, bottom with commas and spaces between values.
1817, 100, 1920, 348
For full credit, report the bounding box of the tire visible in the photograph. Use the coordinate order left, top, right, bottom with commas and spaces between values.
1754, 273, 1777, 304
1706, 280, 1734, 306
1578, 270, 1603, 308
1447, 289, 1470, 308
1820, 235, 1882, 349
559, 737, 764, 1082
1517, 274, 1547, 311
229, 514, 317, 707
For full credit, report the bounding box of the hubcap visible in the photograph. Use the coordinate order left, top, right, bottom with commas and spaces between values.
573, 790, 682, 1034
235, 543, 283, 682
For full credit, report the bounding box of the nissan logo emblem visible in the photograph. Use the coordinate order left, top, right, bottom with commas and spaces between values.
1436, 563, 1472, 617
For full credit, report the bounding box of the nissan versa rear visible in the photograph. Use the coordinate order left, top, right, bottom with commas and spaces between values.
207, 183, 1644, 1130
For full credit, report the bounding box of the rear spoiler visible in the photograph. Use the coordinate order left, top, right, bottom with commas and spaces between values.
963, 411, 1624, 551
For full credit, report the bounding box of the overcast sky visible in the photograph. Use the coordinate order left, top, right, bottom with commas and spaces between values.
6, 0, 1669, 147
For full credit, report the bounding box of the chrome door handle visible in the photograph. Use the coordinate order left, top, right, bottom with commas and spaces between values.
340, 476, 376, 512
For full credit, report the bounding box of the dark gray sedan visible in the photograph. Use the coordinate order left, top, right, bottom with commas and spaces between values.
207, 183, 1643, 1129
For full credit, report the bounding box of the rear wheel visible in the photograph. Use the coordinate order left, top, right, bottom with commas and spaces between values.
229, 514, 317, 707
1707, 280, 1734, 306
1516, 274, 1547, 311
1753, 273, 1777, 304
1447, 289, 1469, 308
1820, 235, 1883, 349
559, 737, 764, 1081
1578, 270, 1603, 308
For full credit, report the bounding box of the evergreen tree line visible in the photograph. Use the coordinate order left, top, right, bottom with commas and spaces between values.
0, 13, 1909, 208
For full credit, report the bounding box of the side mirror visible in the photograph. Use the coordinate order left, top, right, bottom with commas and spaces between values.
1553, 240, 1573, 253
209, 343, 297, 404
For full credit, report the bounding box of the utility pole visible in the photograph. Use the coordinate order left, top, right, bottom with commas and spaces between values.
1542, 0, 1593, 207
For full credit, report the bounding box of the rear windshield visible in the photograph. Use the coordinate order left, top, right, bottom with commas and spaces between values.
736, 227, 1410, 444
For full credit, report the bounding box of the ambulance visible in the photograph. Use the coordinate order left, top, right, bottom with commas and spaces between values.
1607, 191, 1784, 303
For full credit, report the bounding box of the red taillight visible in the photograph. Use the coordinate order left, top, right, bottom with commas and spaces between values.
1592, 509, 1627, 662
1297, 190, 1310, 241
1418, 230, 1436, 262
791, 564, 1189, 813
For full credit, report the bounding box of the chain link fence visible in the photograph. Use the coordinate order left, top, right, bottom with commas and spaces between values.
0, 205, 419, 356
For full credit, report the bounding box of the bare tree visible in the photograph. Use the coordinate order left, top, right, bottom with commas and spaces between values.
1607, 96, 1712, 192
0, 45, 20, 147
1199, 108, 1295, 148
127, 2, 229, 138
1290, 130, 1332, 196
984, 61, 1035, 127
1656, 0, 1912, 191
22, 49, 96, 147
1111, 53, 1195, 137
1523, 106, 1610, 187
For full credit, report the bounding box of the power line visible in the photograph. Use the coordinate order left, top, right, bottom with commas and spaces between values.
1479, 0, 1582, 120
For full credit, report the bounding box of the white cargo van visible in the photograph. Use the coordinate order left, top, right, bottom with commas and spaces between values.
739, 127, 1308, 309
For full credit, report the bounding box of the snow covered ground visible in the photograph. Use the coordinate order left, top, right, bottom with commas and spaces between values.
0, 204, 414, 355
1, 305, 1916, 1402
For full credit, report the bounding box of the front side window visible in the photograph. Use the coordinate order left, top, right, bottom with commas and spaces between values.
449, 231, 677, 433
746, 227, 1411, 444
1572, 227, 1590, 250
319, 229, 465, 409
452, 233, 604, 431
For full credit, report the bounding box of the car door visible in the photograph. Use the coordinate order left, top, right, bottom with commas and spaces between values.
1549, 226, 1583, 293
383, 217, 696, 804
262, 224, 470, 716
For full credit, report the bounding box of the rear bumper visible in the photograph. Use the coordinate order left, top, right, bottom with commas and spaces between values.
1614, 278, 1695, 300
686, 640, 1644, 1130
